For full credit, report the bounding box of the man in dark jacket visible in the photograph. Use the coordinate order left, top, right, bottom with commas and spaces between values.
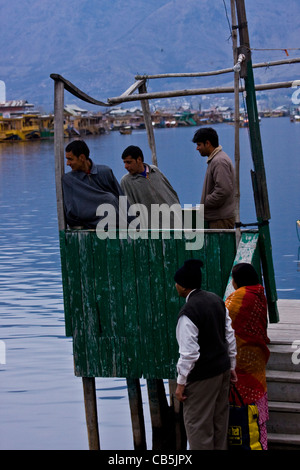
174, 259, 237, 450
62, 140, 125, 229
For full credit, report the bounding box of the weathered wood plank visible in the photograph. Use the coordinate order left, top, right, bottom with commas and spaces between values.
82, 377, 100, 450
61, 230, 243, 377
59, 231, 72, 336
126, 378, 147, 450
219, 231, 236, 294
148, 237, 169, 378
108, 81, 297, 104
147, 379, 175, 450
120, 236, 142, 378
65, 231, 87, 376
134, 236, 155, 377
205, 232, 222, 297
162, 235, 181, 377
78, 231, 101, 376
53, 79, 66, 231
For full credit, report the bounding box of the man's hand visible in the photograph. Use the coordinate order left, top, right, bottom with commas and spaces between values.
175, 384, 187, 402
230, 369, 238, 383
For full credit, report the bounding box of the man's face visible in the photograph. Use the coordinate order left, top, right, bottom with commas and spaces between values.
175, 283, 187, 298
196, 141, 210, 157
123, 155, 143, 175
66, 151, 85, 171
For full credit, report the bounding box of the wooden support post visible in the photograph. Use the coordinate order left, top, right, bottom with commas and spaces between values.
82, 377, 100, 450
138, 82, 158, 166
126, 378, 147, 450
234, 0, 279, 322
53, 79, 66, 231
230, 0, 241, 247
168, 380, 187, 450
147, 379, 175, 450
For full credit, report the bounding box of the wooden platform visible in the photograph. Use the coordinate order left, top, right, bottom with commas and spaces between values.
268, 299, 300, 344
266, 299, 300, 449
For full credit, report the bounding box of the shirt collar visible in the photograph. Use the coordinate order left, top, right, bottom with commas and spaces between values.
207, 145, 222, 163
89, 159, 97, 174
186, 289, 197, 302
130, 163, 155, 178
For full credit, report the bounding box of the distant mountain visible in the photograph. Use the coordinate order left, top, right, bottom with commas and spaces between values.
1, 0, 300, 111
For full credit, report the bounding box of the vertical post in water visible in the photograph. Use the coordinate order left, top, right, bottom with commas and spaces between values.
234, 0, 279, 322
126, 378, 147, 450
230, 0, 241, 246
53, 77, 101, 449
53, 79, 66, 231
82, 377, 100, 450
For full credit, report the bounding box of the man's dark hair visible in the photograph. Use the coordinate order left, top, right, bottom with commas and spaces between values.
65, 140, 90, 159
121, 145, 144, 162
192, 127, 219, 148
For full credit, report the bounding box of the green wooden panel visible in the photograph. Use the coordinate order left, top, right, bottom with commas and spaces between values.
64, 232, 87, 376
205, 232, 222, 297
120, 237, 143, 378
219, 231, 236, 295
148, 237, 170, 378
59, 230, 243, 378
134, 236, 156, 377
78, 231, 101, 376
162, 235, 182, 378
59, 230, 72, 337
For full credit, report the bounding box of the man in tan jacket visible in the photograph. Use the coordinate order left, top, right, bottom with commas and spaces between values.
193, 127, 235, 229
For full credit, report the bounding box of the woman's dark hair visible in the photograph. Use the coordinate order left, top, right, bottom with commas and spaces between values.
192, 127, 219, 147
65, 140, 90, 159
232, 263, 260, 288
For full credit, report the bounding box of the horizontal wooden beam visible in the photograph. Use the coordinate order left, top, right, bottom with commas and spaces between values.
108, 80, 297, 104
120, 79, 146, 97
50, 73, 110, 106
51, 72, 298, 107
135, 57, 300, 80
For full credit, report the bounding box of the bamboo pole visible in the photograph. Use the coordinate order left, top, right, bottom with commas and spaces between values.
138, 81, 158, 165
51, 73, 300, 108
53, 79, 66, 231
108, 80, 298, 104
135, 57, 300, 80
235, 0, 279, 323
231, 0, 241, 246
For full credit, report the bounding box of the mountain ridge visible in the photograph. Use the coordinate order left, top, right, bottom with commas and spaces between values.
1, 0, 299, 111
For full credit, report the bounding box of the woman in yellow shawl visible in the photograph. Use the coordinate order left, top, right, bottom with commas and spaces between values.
225, 263, 270, 450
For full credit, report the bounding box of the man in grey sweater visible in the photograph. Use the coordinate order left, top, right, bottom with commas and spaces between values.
120, 145, 180, 229
192, 128, 235, 229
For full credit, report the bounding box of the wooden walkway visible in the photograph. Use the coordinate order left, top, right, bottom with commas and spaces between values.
268, 299, 300, 344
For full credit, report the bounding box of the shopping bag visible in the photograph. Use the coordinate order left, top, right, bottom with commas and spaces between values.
228, 385, 262, 450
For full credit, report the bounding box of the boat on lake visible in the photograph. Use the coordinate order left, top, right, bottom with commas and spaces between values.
0, 114, 41, 141
119, 125, 132, 134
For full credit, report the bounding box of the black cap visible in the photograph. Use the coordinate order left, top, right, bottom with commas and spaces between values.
174, 259, 203, 289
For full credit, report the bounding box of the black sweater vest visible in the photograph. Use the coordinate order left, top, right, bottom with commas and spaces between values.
177, 289, 230, 382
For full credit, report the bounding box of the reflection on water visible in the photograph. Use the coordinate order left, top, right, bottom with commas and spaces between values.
0, 140, 139, 449
0, 118, 299, 449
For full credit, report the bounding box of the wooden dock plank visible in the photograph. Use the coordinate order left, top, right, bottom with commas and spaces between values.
268, 299, 300, 343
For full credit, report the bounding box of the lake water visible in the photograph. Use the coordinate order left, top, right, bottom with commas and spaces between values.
0, 117, 299, 450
